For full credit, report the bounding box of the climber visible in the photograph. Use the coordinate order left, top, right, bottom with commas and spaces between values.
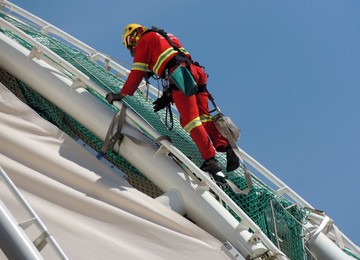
106, 23, 239, 183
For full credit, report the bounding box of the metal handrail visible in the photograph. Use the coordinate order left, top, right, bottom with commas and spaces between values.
0, 167, 68, 259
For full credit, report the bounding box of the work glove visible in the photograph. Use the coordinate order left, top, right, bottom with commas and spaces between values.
145, 71, 155, 79
106, 92, 124, 104
153, 89, 173, 112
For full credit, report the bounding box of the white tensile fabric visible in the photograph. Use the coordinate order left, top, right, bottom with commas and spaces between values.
0, 83, 230, 259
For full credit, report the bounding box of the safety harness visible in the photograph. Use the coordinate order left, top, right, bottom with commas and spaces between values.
149, 26, 204, 129
147, 26, 204, 94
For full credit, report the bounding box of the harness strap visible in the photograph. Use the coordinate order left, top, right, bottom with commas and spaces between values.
147, 26, 203, 70
150, 27, 185, 56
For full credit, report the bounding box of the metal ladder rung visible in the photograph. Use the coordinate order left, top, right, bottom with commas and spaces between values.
19, 217, 37, 230
34, 231, 50, 251
276, 186, 288, 195
0, 167, 68, 259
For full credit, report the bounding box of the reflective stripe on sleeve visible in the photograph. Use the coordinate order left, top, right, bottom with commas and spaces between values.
132, 62, 148, 72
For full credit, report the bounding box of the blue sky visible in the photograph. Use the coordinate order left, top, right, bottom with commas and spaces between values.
9, 0, 360, 246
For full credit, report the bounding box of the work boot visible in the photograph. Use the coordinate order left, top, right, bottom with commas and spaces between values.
210, 171, 227, 185
226, 145, 240, 172
200, 157, 221, 174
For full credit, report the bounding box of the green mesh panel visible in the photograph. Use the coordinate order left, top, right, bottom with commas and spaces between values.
0, 11, 332, 259
0, 68, 162, 197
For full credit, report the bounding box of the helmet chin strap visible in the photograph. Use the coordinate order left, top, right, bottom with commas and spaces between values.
127, 28, 145, 56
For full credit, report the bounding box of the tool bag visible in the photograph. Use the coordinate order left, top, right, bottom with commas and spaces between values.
212, 113, 241, 142
169, 65, 198, 96
212, 113, 253, 195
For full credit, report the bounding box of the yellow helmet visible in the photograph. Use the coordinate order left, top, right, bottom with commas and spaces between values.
122, 23, 144, 49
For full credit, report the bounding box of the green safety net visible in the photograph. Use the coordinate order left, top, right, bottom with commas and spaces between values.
1, 11, 339, 260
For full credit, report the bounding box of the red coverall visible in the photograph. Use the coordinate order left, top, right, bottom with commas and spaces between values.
120, 30, 229, 160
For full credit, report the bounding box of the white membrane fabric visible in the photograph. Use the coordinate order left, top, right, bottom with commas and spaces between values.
0, 83, 230, 259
